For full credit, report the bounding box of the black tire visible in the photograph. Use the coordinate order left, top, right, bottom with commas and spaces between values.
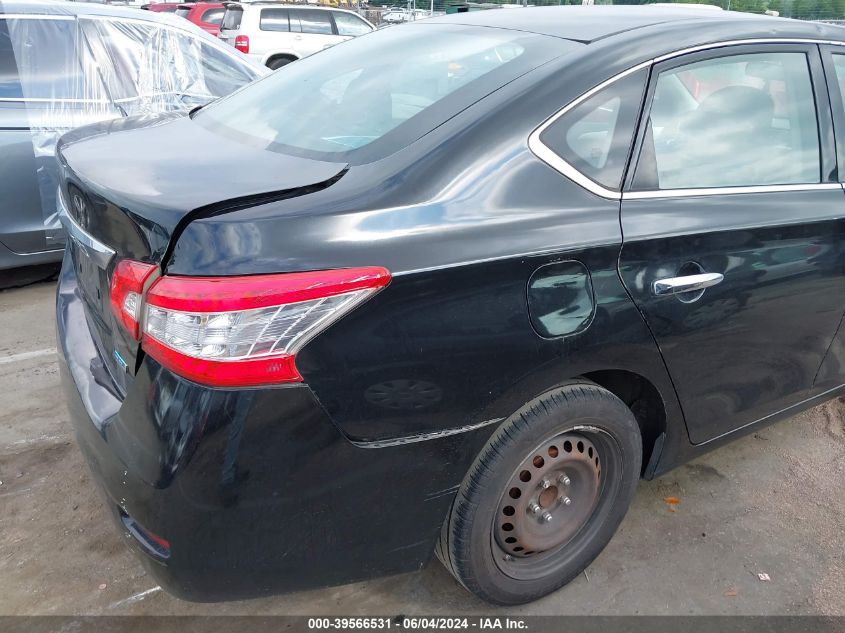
436, 382, 642, 605
267, 56, 295, 70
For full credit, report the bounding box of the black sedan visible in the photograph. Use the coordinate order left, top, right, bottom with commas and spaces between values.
56, 6, 845, 605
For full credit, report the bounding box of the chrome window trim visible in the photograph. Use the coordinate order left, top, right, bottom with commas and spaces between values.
0, 15, 75, 21
527, 61, 650, 201
528, 37, 845, 200
623, 183, 843, 200
0, 97, 112, 103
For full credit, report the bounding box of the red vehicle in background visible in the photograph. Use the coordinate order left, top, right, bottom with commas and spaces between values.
142, 3, 181, 13
175, 2, 226, 36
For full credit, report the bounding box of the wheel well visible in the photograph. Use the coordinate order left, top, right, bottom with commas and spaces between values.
581, 370, 667, 476
266, 54, 297, 67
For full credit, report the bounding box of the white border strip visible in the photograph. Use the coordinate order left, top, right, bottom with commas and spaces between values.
0, 348, 56, 366
528, 37, 845, 200
623, 183, 843, 199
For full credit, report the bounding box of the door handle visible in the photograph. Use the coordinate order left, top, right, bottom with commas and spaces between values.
653, 272, 724, 296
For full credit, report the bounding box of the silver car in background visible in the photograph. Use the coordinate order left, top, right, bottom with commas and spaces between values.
0, 0, 265, 271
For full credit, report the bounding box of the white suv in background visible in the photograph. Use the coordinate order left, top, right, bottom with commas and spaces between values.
218, 2, 374, 69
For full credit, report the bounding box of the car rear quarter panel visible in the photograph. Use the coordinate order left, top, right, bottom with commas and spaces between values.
166, 61, 684, 460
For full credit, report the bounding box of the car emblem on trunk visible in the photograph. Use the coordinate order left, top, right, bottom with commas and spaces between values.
71, 192, 89, 229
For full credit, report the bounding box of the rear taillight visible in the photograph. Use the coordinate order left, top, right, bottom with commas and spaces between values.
110, 266, 390, 387
109, 260, 157, 340
234, 34, 249, 53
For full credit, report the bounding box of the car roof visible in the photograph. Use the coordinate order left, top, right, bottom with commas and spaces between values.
229, 2, 350, 10
1, 0, 192, 24
428, 5, 840, 44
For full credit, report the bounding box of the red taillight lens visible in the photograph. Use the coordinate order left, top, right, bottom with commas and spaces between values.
234, 34, 249, 53
109, 260, 157, 340
140, 267, 391, 387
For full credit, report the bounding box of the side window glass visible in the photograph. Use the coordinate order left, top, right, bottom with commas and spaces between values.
635, 52, 820, 190
197, 41, 256, 96
292, 10, 333, 35
201, 9, 225, 25
5, 18, 88, 101
260, 9, 290, 32
333, 12, 372, 37
84, 19, 255, 114
220, 8, 243, 31
0, 19, 23, 98
538, 67, 647, 191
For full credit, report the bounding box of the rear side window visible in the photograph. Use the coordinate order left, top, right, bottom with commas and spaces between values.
634, 52, 820, 190
538, 68, 647, 191
201, 9, 225, 25
221, 7, 243, 30
260, 8, 290, 32
333, 11, 371, 36
175, 7, 191, 18
292, 9, 333, 35
0, 19, 23, 99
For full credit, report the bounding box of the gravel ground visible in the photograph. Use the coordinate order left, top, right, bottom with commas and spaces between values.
2, 280, 844, 616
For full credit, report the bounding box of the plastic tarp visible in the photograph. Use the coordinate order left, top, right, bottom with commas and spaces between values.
2, 8, 262, 250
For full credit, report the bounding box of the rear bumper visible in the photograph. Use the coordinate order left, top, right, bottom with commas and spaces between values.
56, 253, 489, 601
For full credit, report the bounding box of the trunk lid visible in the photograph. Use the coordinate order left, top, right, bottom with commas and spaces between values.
57, 112, 347, 393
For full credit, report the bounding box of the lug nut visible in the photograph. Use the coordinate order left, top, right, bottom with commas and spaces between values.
541, 479, 552, 490
558, 474, 571, 486
528, 502, 541, 515
561, 496, 572, 506
541, 512, 553, 523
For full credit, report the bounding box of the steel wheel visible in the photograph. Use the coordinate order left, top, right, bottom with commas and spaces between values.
491, 429, 617, 580
438, 383, 642, 604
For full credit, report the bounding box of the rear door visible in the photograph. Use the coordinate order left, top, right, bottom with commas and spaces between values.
0, 16, 116, 255
619, 43, 845, 444
253, 7, 296, 59
0, 17, 42, 256
289, 9, 340, 57
811, 44, 845, 389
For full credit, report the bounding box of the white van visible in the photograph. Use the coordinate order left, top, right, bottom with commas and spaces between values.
218, 2, 375, 69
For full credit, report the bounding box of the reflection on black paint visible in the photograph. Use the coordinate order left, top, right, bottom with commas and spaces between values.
527, 261, 595, 338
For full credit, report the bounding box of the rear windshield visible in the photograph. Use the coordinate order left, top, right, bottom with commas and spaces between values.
175, 7, 191, 17
220, 7, 243, 30
194, 24, 571, 164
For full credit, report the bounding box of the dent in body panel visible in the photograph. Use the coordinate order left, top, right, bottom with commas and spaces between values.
162, 59, 685, 465
66, 350, 499, 599
298, 245, 680, 448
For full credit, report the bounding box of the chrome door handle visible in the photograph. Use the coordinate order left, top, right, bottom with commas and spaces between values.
653, 272, 724, 296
